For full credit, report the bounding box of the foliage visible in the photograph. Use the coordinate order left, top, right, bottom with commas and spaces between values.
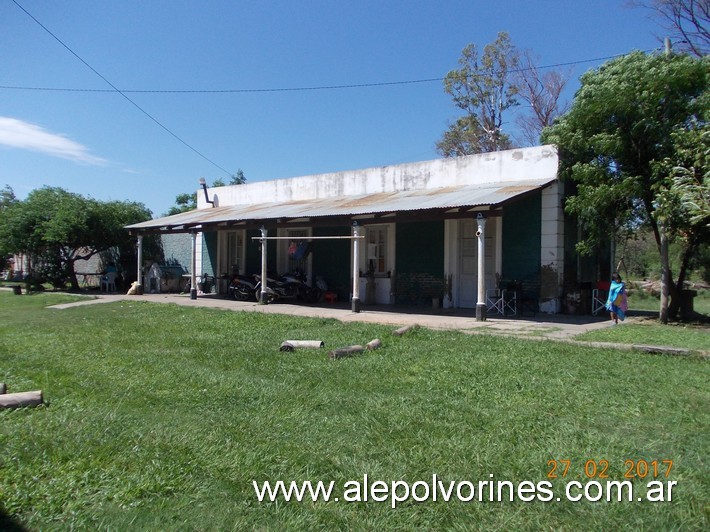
437, 32, 519, 155
165, 192, 196, 216
438, 33, 571, 155
0, 187, 152, 289
0, 293, 708, 529
166, 171, 246, 216
542, 51, 709, 320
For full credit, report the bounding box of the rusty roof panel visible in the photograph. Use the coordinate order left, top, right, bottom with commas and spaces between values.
126, 178, 555, 231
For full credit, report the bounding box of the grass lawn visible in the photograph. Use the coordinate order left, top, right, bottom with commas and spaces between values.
1, 292, 708, 530
575, 318, 710, 352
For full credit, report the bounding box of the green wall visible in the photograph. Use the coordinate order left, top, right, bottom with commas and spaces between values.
203, 232, 218, 277
395, 220, 445, 275
312, 226, 351, 298
502, 192, 541, 283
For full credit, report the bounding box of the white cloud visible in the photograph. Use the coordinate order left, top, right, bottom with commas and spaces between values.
0, 116, 107, 165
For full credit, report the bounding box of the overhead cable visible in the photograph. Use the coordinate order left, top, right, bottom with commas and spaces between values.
11, 0, 231, 176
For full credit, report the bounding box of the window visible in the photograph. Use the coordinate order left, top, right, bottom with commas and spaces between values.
222, 231, 244, 275
366, 225, 390, 275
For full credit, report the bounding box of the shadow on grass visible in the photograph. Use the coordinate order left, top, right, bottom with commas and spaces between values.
0, 507, 28, 532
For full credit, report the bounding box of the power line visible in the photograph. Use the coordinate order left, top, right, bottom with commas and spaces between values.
0, 52, 659, 95
10, 0, 232, 176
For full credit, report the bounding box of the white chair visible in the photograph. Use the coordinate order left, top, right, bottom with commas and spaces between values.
100, 272, 118, 292
503, 289, 517, 316
486, 288, 504, 315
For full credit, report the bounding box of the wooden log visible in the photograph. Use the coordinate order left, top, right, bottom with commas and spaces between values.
633, 345, 692, 357
0, 382, 6, 394
0, 390, 43, 409
393, 324, 417, 337
280, 340, 325, 352
366, 338, 382, 351
328, 345, 364, 360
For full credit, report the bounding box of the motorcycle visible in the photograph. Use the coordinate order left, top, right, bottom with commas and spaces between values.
228, 274, 259, 301
254, 271, 322, 304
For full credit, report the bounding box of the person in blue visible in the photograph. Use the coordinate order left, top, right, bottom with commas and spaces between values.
605, 272, 627, 325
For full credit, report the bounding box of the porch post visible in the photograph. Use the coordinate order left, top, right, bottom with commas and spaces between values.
190, 231, 197, 300
476, 213, 487, 321
352, 221, 361, 313
135, 234, 144, 295
259, 226, 269, 304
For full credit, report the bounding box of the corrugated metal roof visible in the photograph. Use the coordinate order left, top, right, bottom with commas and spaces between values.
127, 178, 555, 231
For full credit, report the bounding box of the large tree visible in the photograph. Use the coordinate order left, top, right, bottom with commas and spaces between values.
542, 51, 708, 322
0, 187, 152, 290
513, 50, 571, 146
437, 32, 519, 155
437, 33, 571, 155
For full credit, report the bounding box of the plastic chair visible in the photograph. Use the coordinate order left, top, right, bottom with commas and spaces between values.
592, 281, 610, 315
486, 288, 504, 315
503, 289, 517, 316
100, 272, 118, 292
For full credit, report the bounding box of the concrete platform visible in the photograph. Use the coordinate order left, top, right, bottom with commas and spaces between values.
49, 292, 619, 340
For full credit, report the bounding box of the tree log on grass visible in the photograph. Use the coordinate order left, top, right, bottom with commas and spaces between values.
0, 390, 43, 409
328, 345, 364, 359
393, 325, 417, 337
280, 340, 325, 352
366, 339, 382, 351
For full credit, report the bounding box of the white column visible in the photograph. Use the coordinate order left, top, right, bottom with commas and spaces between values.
352, 222, 361, 313
259, 226, 268, 304
476, 213, 487, 321
135, 234, 144, 295
540, 183, 565, 313
190, 231, 197, 300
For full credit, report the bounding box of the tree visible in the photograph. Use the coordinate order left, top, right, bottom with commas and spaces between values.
0, 185, 18, 271
166, 192, 197, 216
230, 169, 247, 185
513, 50, 571, 146
542, 51, 708, 322
165, 171, 246, 216
437, 33, 572, 155
632, 0, 710, 57
0, 187, 152, 290
437, 32, 519, 156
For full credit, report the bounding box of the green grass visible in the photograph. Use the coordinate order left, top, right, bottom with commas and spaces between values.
628, 288, 710, 315
1, 292, 708, 530
576, 318, 710, 352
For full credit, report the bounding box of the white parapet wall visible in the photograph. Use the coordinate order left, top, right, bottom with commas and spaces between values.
198, 145, 558, 208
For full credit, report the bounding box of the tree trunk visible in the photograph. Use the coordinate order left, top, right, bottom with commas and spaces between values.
659, 230, 670, 324
670, 236, 699, 320
68, 258, 80, 291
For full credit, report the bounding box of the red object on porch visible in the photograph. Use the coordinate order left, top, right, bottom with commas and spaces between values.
324, 291, 338, 303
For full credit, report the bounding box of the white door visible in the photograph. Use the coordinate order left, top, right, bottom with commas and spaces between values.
457, 218, 498, 308
458, 219, 477, 308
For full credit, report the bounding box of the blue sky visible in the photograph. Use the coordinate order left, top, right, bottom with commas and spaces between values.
1, 0, 665, 218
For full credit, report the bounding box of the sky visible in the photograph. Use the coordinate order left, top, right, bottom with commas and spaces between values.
1, 0, 668, 218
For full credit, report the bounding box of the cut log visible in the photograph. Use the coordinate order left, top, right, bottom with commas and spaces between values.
366, 338, 382, 351
393, 324, 417, 337
0, 382, 6, 394
280, 340, 325, 352
328, 345, 364, 359
633, 345, 692, 357
0, 390, 43, 409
